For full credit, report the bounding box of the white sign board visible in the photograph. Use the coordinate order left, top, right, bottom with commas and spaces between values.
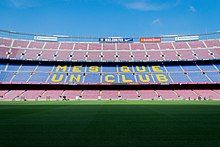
34, 36, 58, 42
175, 36, 199, 42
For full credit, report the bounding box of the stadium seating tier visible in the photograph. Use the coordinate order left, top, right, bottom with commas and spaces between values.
0, 37, 220, 101
0, 37, 220, 62
1, 90, 219, 101
0, 62, 220, 85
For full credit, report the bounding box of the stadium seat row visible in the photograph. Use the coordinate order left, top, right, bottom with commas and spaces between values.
0, 90, 219, 101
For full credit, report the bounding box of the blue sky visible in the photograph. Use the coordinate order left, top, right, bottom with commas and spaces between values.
0, 0, 219, 37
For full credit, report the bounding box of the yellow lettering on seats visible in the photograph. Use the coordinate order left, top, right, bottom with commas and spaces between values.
156, 74, 168, 83
72, 66, 82, 72
51, 74, 64, 83
121, 66, 131, 72
89, 66, 99, 72
56, 65, 67, 72
69, 74, 81, 82
136, 66, 146, 72
121, 75, 133, 83
105, 75, 115, 83
138, 74, 150, 83
152, 66, 163, 72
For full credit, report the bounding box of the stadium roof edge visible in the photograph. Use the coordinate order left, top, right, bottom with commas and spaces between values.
1, 29, 220, 42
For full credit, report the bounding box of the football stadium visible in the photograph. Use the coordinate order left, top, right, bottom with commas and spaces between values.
0, 0, 220, 146
0, 31, 220, 101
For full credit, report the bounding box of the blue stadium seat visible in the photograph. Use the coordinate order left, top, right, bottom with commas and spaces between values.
19, 65, 36, 72
165, 65, 183, 72
170, 73, 191, 83
181, 65, 200, 71
188, 72, 211, 82
0, 71, 14, 82
36, 66, 53, 72
102, 66, 117, 73
7, 64, 20, 71
12, 72, 30, 82
0, 63, 6, 71
84, 73, 100, 84
215, 64, 220, 70
28, 73, 50, 83
198, 65, 217, 71
206, 72, 220, 82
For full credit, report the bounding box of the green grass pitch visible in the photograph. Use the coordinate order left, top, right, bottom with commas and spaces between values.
0, 100, 220, 147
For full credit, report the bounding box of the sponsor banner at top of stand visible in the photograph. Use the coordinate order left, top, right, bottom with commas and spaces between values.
99, 37, 133, 43
175, 36, 199, 42
140, 37, 161, 43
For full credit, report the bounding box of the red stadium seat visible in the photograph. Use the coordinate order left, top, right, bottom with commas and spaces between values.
193, 49, 214, 60
3, 90, 24, 100
0, 38, 13, 47
162, 50, 179, 60
118, 52, 132, 61
119, 90, 139, 100
130, 43, 145, 50
138, 90, 158, 100
82, 90, 100, 100
12, 40, 29, 48
103, 43, 115, 50
175, 90, 199, 100
0, 47, 10, 58
101, 90, 119, 100
0, 90, 8, 98
188, 41, 206, 48
74, 43, 88, 50
159, 42, 174, 50
56, 51, 72, 61
132, 51, 148, 61
72, 51, 86, 61
204, 40, 220, 48
144, 43, 159, 50
89, 43, 102, 50
194, 90, 220, 100
117, 43, 130, 50
102, 51, 116, 61
28, 41, 45, 49
41, 90, 63, 100
173, 42, 189, 49
176, 50, 197, 60
147, 51, 164, 61
156, 90, 178, 100
87, 52, 102, 61
44, 42, 60, 50
59, 42, 74, 50
62, 90, 82, 100
20, 90, 45, 100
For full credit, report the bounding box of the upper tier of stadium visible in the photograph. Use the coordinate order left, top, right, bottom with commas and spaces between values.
0, 29, 220, 62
